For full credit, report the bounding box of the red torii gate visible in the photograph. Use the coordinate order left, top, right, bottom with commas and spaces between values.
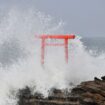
36, 34, 75, 64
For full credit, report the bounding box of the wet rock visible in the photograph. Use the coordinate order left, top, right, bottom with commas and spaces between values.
17, 86, 33, 105
101, 76, 105, 81
18, 76, 105, 105
71, 76, 105, 105
81, 98, 98, 105
94, 77, 101, 81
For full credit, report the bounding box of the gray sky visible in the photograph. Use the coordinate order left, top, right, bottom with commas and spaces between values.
0, 0, 105, 37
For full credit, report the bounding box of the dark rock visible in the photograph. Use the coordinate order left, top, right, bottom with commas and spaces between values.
71, 87, 86, 95
94, 77, 101, 81
17, 86, 32, 105
18, 76, 105, 105
101, 76, 105, 81
81, 98, 98, 105
34, 92, 44, 99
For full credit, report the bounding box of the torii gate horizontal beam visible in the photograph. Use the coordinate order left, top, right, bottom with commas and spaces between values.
37, 34, 75, 39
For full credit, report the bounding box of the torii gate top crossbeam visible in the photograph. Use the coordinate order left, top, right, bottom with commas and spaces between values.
38, 34, 75, 39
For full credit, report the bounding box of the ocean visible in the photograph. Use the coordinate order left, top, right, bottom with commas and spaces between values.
82, 37, 105, 55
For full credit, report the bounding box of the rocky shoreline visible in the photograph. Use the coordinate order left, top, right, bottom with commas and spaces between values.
18, 76, 105, 105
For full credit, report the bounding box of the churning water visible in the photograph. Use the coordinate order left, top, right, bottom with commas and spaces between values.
0, 5, 105, 105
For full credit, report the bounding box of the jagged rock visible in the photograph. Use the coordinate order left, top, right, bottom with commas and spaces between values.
81, 98, 98, 105
71, 76, 105, 105
17, 86, 32, 105
101, 76, 105, 81
18, 76, 105, 105
94, 77, 101, 81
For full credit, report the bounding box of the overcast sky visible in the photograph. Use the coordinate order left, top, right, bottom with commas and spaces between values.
0, 0, 105, 37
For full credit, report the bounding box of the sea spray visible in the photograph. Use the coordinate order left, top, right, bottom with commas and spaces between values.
0, 7, 65, 105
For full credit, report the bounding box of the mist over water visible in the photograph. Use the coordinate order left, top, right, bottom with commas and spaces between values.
0, 4, 105, 105
82, 37, 105, 56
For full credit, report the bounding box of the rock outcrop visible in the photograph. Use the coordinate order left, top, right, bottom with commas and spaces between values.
18, 76, 105, 105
